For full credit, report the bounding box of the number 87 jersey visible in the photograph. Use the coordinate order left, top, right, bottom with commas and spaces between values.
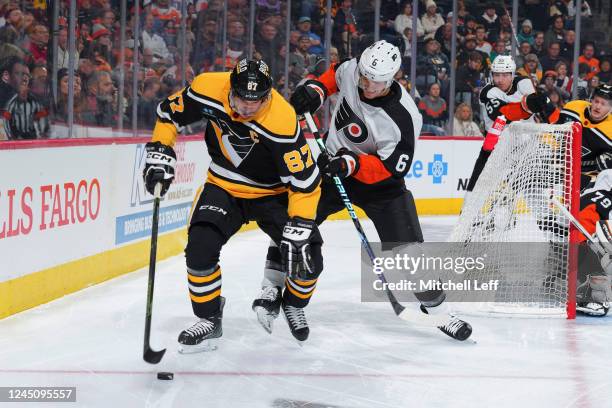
151, 70, 321, 220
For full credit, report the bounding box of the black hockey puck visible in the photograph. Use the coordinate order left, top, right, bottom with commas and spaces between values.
157, 372, 174, 380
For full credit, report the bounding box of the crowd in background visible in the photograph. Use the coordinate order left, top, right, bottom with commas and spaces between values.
0, 0, 609, 140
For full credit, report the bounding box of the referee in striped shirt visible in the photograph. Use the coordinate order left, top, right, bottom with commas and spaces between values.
3, 64, 49, 140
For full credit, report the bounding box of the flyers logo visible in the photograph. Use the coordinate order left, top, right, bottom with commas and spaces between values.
335, 98, 368, 144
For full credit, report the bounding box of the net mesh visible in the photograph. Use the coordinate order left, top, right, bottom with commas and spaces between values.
448, 122, 578, 317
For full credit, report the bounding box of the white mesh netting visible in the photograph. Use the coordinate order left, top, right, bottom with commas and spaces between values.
448, 122, 579, 317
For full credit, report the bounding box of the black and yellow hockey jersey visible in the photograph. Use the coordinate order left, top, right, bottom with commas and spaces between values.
151, 72, 321, 220
559, 100, 612, 174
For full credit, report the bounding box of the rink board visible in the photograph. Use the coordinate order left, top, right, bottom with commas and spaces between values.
0, 135, 482, 318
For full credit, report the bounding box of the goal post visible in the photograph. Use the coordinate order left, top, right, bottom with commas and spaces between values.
449, 121, 582, 319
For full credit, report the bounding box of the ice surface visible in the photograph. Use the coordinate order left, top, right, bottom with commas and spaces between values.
1, 216, 610, 408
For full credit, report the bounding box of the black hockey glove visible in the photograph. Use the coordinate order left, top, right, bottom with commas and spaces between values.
290, 80, 326, 115
280, 217, 318, 280
316, 148, 360, 179
524, 92, 558, 122
143, 141, 176, 197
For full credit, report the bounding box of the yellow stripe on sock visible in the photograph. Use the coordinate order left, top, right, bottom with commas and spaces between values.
285, 282, 314, 299
188, 268, 221, 283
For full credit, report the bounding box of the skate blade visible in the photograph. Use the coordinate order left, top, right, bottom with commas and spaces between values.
177, 338, 220, 354
253, 306, 277, 334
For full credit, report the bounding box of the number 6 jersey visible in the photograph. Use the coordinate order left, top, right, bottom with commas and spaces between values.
151, 72, 321, 220
315, 58, 422, 186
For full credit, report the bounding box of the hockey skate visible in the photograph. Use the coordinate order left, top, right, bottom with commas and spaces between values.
420, 305, 473, 341
178, 297, 225, 354
576, 302, 609, 317
282, 301, 309, 343
252, 286, 282, 334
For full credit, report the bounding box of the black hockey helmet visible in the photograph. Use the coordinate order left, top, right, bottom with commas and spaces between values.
230, 59, 273, 101
592, 83, 612, 101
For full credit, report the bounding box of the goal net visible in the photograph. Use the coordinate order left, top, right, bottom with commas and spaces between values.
448, 122, 582, 318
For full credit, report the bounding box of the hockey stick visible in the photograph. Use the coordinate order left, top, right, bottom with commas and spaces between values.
551, 196, 607, 256
143, 183, 166, 364
303, 113, 449, 326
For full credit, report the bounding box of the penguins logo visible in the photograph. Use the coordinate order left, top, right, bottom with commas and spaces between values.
334, 98, 368, 144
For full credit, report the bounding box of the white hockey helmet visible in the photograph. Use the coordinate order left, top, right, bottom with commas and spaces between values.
490, 55, 516, 75
358, 40, 401, 87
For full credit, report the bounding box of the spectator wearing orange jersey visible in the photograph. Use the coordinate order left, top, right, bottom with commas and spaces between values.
578, 42, 600, 81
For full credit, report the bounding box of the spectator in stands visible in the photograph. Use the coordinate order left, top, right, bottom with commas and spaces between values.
192, 18, 218, 72
539, 41, 566, 72
416, 38, 449, 95
456, 35, 482, 67
516, 41, 534, 69
559, 30, 575, 64
151, 0, 181, 29
517, 19, 535, 46
587, 75, 601, 97
52, 68, 84, 124
517, 53, 543, 87
134, 77, 161, 129
30, 64, 49, 109
538, 70, 560, 96
334, 0, 362, 58
458, 15, 478, 41
453, 103, 482, 137
78, 58, 95, 85
78, 0, 96, 25
3, 64, 49, 140
27, 23, 49, 64
544, 14, 565, 49
254, 22, 282, 76
162, 53, 195, 85
578, 42, 600, 81
296, 16, 324, 56
290, 35, 317, 81
475, 24, 492, 56
575, 63, 590, 99
394, 1, 424, 39
478, 2, 500, 41
0, 8, 25, 46
455, 51, 485, 113
82, 70, 116, 127
490, 39, 509, 62
554, 61, 571, 98
567, 0, 592, 20
142, 13, 172, 64
421, 0, 444, 40
418, 82, 448, 136
434, 22, 453, 57
56, 27, 79, 71
533, 31, 545, 57
598, 58, 611, 84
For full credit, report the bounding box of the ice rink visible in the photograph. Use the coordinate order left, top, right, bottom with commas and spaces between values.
1, 216, 611, 408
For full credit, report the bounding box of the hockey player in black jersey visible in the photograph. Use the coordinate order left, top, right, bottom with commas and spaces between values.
252, 40, 472, 341
142, 59, 322, 351
559, 84, 612, 316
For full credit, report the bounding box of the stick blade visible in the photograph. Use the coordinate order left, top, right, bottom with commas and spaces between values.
143, 347, 166, 364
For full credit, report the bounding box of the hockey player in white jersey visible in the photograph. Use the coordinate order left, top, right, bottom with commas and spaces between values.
467, 55, 559, 191
252, 40, 472, 342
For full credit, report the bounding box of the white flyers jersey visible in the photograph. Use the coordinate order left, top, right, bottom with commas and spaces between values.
325, 58, 423, 179
479, 76, 536, 131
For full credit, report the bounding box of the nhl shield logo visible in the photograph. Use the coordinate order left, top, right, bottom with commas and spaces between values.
335, 98, 368, 143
